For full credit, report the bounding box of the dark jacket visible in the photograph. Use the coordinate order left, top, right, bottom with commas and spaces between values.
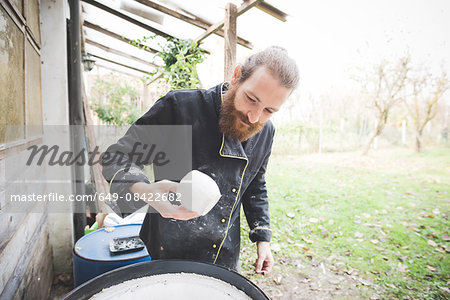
101, 83, 273, 271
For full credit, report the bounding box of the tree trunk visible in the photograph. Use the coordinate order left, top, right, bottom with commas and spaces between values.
363, 131, 378, 155
415, 129, 423, 152
363, 118, 384, 155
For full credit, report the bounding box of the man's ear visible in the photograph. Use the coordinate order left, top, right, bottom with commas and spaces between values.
231, 65, 242, 84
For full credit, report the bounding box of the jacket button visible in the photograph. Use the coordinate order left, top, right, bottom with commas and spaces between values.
231, 188, 237, 193
221, 218, 226, 223
212, 244, 217, 248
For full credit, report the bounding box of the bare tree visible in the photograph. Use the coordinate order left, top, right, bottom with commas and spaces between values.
403, 69, 449, 152
360, 56, 410, 155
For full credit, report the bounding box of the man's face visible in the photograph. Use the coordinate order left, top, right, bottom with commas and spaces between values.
219, 66, 292, 142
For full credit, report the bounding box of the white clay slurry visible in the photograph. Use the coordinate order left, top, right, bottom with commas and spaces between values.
89, 272, 251, 300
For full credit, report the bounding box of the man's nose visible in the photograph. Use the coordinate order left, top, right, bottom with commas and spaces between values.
247, 108, 262, 124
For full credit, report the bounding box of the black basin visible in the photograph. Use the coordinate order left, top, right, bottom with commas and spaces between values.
64, 260, 269, 300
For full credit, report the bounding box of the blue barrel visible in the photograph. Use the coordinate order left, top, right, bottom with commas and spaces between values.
73, 224, 151, 287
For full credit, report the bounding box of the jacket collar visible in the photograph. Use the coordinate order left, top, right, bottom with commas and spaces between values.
220, 135, 248, 159
213, 82, 228, 118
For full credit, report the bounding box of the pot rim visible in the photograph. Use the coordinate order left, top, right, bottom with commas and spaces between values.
64, 259, 269, 300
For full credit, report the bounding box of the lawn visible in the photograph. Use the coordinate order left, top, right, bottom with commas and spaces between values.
240, 147, 450, 299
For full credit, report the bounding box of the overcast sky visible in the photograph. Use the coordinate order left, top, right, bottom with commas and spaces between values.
198, 0, 450, 97
86, 0, 450, 102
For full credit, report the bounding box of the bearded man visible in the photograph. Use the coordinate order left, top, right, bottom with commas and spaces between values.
101, 46, 299, 274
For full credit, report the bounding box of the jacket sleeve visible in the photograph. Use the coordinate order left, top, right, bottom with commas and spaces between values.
100, 94, 176, 215
241, 133, 274, 243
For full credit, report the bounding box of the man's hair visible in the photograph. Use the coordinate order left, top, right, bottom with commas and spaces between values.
238, 46, 299, 90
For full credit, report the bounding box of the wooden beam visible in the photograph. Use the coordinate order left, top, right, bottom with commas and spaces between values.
87, 53, 153, 74
120, 0, 164, 24
85, 38, 157, 67
94, 62, 144, 78
195, 0, 263, 43
256, 1, 288, 22
195, 19, 224, 43
134, 0, 211, 29
83, 20, 159, 54
237, 0, 266, 16
134, 0, 252, 49
208, 26, 251, 49
82, 0, 174, 39
224, 3, 237, 81
146, 73, 163, 86
80, 3, 86, 53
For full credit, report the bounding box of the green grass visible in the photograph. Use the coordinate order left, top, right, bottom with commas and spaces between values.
240, 147, 450, 299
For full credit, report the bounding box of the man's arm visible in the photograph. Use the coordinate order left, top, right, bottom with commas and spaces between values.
101, 138, 150, 215
101, 114, 162, 215
101, 94, 198, 219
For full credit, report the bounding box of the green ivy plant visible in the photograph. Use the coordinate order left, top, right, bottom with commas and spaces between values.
130, 36, 206, 89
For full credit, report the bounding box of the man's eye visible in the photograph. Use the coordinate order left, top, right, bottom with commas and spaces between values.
247, 96, 256, 103
265, 108, 274, 114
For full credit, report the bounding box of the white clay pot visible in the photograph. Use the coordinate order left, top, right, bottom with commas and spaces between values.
177, 170, 221, 216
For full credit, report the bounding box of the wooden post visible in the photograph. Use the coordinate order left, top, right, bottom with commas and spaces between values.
224, 3, 237, 81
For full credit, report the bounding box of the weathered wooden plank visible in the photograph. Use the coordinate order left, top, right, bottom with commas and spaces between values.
81, 75, 111, 220
194, 18, 224, 44
0, 160, 4, 210
87, 53, 152, 74
134, 0, 252, 49
224, 3, 237, 81
85, 38, 157, 67
134, 0, 211, 29
94, 62, 143, 78
12, 226, 53, 300
80, 1, 86, 53
0, 212, 27, 252
195, 0, 263, 43
0, 137, 43, 161
83, 20, 159, 54
256, 1, 288, 22
0, 149, 48, 251
0, 213, 48, 298
82, 0, 174, 39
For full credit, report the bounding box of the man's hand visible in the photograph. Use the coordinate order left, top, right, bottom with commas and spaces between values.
130, 181, 200, 221
254, 241, 274, 276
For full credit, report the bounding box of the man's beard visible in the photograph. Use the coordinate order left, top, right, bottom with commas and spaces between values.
219, 84, 264, 142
